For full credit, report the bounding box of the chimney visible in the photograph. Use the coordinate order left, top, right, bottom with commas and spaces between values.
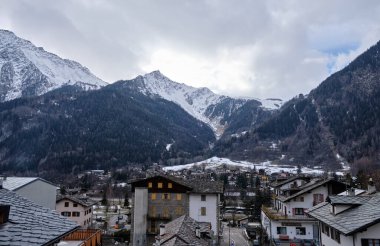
0, 176, 6, 189
159, 223, 165, 236
195, 225, 200, 238
0, 205, 10, 224
368, 178, 376, 194
348, 187, 355, 196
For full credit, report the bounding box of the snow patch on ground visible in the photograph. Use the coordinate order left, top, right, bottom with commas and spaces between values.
163, 157, 325, 175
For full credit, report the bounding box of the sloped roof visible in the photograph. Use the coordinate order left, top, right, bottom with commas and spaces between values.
270, 176, 310, 188
307, 194, 380, 235
2, 177, 56, 191
57, 195, 97, 207
327, 195, 371, 205
160, 215, 210, 246
278, 178, 336, 202
0, 189, 79, 246
130, 174, 224, 194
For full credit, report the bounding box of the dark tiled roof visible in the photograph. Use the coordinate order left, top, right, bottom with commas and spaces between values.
327, 195, 371, 205
0, 189, 79, 246
160, 215, 210, 246
278, 178, 334, 202
130, 174, 224, 194
57, 195, 97, 207
186, 179, 224, 194
270, 176, 310, 188
307, 194, 380, 235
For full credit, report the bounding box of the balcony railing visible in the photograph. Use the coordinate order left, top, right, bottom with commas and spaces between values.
262, 206, 314, 221
61, 229, 101, 246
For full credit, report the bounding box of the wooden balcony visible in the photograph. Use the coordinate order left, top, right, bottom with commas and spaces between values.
61, 229, 101, 246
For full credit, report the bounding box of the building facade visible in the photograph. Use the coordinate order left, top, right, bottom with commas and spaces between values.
2, 177, 57, 210
56, 195, 96, 227
130, 175, 223, 246
307, 183, 380, 246
261, 176, 346, 245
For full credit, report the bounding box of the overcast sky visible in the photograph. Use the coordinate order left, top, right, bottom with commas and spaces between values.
1, 0, 380, 100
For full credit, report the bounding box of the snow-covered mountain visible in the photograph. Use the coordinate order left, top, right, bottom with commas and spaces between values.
128, 70, 282, 136
0, 30, 107, 101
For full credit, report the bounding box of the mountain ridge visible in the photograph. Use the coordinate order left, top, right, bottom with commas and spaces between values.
0, 29, 107, 102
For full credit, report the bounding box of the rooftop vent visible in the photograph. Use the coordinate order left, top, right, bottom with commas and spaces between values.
0, 176, 6, 189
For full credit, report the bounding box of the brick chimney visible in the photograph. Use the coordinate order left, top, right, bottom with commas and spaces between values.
0, 205, 10, 224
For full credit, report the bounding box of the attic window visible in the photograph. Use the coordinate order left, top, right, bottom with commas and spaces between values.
158, 182, 163, 189
168, 183, 173, 188
64, 202, 69, 207
148, 182, 153, 188
73, 203, 78, 207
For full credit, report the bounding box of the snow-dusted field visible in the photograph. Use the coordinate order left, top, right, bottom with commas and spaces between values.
163, 156, 325, 175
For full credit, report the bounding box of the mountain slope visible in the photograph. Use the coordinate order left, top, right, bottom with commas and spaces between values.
0, 81, 215, 174
0, 30, 106, 102
215, 40, 380, 169
126, 71, 279, 136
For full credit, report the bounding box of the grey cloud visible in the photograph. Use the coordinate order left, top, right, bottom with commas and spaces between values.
1, 0, 380, 99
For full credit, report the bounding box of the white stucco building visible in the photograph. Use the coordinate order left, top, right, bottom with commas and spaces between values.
56, 195, 97, 228
308, 182, 380, 246
261, 176, 346, 245
2, 177, 57, 210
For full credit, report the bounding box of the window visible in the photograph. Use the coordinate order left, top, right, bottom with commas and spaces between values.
176, 194, 182, 201
175, 207, 184, 215
162, 193, 171, 200
201, 195, 206, 201
168, 182, 173, 188
151, 193, 157, 200
149, 206, 156, 217
158, 182, 163, 188
322, 223, 330, 237
277, 227, 287, 235
61, 212, 71, 217
362, 239, 380, 246
296, 227, 306, 235
294, 208, 304, 215
72, 212, 80, 217
64, 202, 69, 207
331, 228, 341, 243
300, 197, 304, 202
201, 207, 206, 216
163, 207, 170, 218
73, 203, 78, 207
148, 182, 153, 188
313, 194, 324, 205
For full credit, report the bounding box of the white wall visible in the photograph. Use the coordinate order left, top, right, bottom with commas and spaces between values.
189, 193, 218, 236
277, 185, 329, 216
261, 211, 316, 240
56, 199, 92, 227
132, 188, 148, 246
321, 222, 380, 246
15, 179, 57, 210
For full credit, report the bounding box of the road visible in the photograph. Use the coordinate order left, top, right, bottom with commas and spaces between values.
220, 223, 250, 246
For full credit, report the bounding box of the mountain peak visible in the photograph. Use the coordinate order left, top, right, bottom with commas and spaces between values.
0, 29, 107, 101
